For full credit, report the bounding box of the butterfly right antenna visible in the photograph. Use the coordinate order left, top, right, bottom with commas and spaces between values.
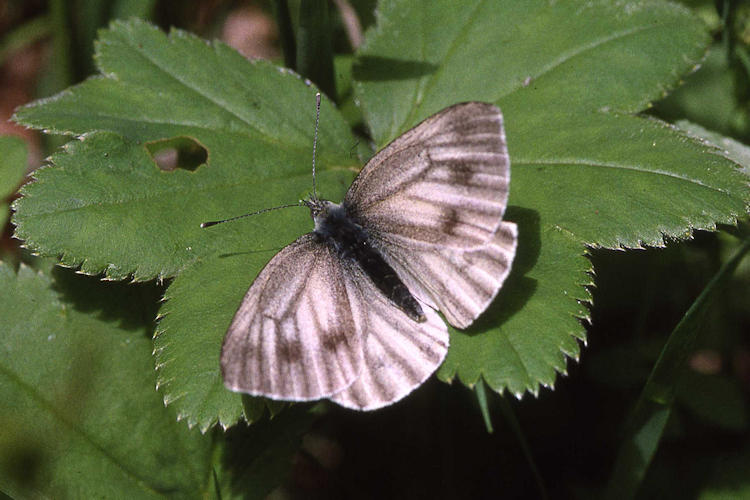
311, 92, 321, 200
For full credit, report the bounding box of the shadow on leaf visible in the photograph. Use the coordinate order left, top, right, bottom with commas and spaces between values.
353, 56, 438, 81
461, 206, 541, 335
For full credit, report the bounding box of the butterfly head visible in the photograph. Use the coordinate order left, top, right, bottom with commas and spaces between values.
302, 198, 341, 231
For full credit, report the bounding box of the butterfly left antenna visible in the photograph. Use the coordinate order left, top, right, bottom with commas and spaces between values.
311, 92, 321, 200
200, 203, 302, 228
201, 93, 321, 229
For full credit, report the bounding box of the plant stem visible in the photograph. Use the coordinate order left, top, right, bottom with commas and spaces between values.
296, 0, 336, 100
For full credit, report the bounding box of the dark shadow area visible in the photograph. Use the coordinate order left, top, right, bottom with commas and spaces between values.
145, 136, 208, 172
263, 230, 750, 500
51, 266, 165, 333
286, 379, 545, 500
0, 438, 46, 496
220, 404, 316, 498
353, 56, 438, 82
504, 205, 541, 275
465, 206, 541, 334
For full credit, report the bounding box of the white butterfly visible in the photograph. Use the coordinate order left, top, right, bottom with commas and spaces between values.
218, 100, 517, 410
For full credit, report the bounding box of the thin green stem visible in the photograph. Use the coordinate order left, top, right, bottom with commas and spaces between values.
497, 395, 548, 500
296, 0, 336, 100
272, 0, 296, 69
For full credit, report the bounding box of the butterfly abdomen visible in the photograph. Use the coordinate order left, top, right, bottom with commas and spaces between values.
313, 202, 426, 323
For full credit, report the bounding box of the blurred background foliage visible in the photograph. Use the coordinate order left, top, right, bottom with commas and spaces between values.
0, 0, 748, 498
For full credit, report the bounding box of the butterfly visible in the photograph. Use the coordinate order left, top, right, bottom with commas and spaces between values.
216, 99, 517, 411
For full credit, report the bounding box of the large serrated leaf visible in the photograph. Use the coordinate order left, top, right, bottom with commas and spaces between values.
0, 262, 212, 498
13, 19, 358, 430
13, 20, 358, 283
10, 2, 750, 432
354, 0, 750, 396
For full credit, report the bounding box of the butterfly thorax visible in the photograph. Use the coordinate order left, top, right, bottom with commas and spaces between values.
304, 198, 426, 323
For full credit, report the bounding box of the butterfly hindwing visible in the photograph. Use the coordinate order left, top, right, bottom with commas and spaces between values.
378, 221, 518, 329
221, 234, 364, 401
329, 268, 449, 410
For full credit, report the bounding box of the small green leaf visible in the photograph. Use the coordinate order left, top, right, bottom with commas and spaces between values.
0, 262, 212, 498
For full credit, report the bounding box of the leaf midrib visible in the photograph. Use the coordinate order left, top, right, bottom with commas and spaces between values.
0, 359, 172, 496
515, 158, 738, 197
111, 33, 309, 148
17, 166, 352, 219
402, 10, 684, 134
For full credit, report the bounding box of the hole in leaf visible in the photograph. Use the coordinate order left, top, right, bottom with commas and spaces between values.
146, 137, 207, 171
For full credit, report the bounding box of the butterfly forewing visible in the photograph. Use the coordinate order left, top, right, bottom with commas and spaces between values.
345, 102, 510, 249
221, 234, 364, 401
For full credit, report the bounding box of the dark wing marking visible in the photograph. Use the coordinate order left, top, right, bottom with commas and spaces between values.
221, 234, 364, 401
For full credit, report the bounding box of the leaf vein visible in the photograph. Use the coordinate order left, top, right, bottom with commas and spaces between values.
516, 159, 735, 196
0, 363, 167, 495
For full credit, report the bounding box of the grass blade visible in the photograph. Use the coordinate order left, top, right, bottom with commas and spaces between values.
605, 236, 750, 499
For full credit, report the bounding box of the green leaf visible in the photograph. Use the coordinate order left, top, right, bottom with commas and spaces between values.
0, 261, 212, 498
14, 19, 356, 152
12, 19, 358, 282
13, 18, 358, 429
354, 0, 750, 397
675, 119, 750, 175
0, 136, 27, 228
355, 0, 710, 143
11, 2, 750, 433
